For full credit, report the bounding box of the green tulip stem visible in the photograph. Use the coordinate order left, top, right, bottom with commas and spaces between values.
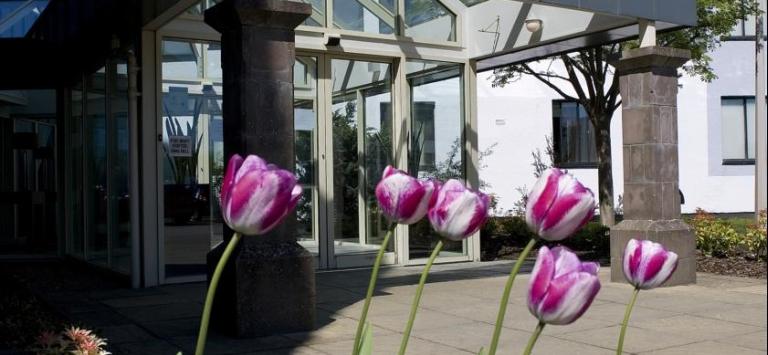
522, 321, 546, 355
195, 232, 241, 355
352, 224, 396, 355
397, 239, 444, 355
488, 237, 537, 355
616, 287, 641, 355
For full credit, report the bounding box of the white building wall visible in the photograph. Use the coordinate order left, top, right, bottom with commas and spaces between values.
478, 41, 757, 215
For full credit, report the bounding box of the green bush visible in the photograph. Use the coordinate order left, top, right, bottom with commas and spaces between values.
690, 208, 767, 259
481, 217, 608, 260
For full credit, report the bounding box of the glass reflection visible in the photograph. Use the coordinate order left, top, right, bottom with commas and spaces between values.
407, 60, 464, 259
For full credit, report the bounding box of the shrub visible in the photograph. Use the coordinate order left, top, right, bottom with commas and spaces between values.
481, 217, 609, 260
690, 208, 749, 258
743, 210, 767, 259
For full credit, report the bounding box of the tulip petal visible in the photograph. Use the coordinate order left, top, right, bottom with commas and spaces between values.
525, 169, 563, 231
580, 261, 600, 276
623, 239, 643, 283
550, 246, 582, 279
258, 170, 300, 234
235, 155, 268, 183
538, 189, 595, 241
221, 154, 244, 213
537, 271, 601, 325
528, 246, 555, 312
641, 250, 678, 289
463, 192, 490, 237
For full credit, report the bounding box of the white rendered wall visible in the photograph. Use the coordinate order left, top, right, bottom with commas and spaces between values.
478, 41, 757, 215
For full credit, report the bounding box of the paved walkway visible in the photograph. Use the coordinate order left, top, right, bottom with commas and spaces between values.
39, 261, 767, 354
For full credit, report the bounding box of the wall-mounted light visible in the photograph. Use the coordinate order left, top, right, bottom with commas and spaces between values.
324, 33, 341, 47
525, 19, 543, 33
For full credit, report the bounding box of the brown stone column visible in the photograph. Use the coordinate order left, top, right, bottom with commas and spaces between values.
204, 0, 316, 336
610, 46, 696, 286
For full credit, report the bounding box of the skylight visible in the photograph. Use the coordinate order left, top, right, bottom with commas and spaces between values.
0, 0, 49, 38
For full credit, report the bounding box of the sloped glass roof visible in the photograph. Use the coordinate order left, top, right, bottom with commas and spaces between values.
0, 0, 49, 38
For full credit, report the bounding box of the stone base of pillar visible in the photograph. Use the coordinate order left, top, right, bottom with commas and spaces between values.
207, 239, 316, 337
610, 219, 696, 286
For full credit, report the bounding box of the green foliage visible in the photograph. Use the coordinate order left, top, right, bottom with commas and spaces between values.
657, 0, 762, 82
553, 222, 610, 259
480, 217, 608, 260
690, 208, 767, 259
358, 322, 373, 355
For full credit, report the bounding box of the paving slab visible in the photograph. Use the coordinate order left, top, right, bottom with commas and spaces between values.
640, 340, 765, 355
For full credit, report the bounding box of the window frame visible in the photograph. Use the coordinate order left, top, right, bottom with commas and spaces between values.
721, 95, 756, 165
551, 99, 599, 169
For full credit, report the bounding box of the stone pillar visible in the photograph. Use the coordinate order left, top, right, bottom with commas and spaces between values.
610, 46, 696, 286
204, 0, 315, 336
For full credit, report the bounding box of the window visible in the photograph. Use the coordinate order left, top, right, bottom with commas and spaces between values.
728, 0, 758, 39
552, 101, 597, 168
404, 0, 456, 42
721, 97, 755, 164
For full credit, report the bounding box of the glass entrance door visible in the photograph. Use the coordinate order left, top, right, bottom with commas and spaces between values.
327, 57, 395, 268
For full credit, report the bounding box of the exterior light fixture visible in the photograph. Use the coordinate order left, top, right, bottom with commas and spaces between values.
324, 33, 341, 46
525, 19, 543, 33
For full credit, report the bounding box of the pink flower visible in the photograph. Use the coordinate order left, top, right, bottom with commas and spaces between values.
526, 168, 596, 241
375, 166, 437, 224
220, 154, 302, 235
527, 246, 601, 325
623, 239, 679, 290
427, 179, 490, 241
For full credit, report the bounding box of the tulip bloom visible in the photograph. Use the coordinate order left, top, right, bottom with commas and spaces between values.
616, 239, 679, 355
623, 239, 679, 290
375, 165, 437, 224
197, 154, 300, 355
427, 179, 490, 241
521, 246, 601, 355
526, 168, 596, 241
220, 154, 303, 236
527, 246, 601, 325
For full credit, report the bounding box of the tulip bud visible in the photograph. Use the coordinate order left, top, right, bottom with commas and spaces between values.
427, 179, 490, 241
623, 239, 679, 290
526, 168, 596, 241
220, 154, 302, 236
375, 166, 437, 225
528, 246, 601, 325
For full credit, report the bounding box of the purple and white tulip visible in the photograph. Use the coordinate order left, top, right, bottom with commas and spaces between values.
219, 154, 302, 236
427, 179, 490, 241
623, 239, 679, 290
527, 246, 601, 325
526, 168, 596, 241
375, 166, 437, 225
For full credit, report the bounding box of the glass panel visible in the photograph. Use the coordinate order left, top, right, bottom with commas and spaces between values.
85, 68, 108, 265
294, 56, 318, 245
162, 39, 224, 279
0, 0, 49, 38
111, 61, 131, 274
407, 60, 464, 259
746, 98, 756, 159
721, 98, 747, 160
331, 59, 393, 256
298, 0, 325, 26
404, 0, 456, 42
554, 101, 597, 165
334, 0, 395, 35
69, 86, 84, 257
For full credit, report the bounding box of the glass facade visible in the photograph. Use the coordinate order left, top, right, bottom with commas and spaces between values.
161, 39, 224, 279
406, 60, 465, 259
552, 100, 598, 167
64, 61, 132, 273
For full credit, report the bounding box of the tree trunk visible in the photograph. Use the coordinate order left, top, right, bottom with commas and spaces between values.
594, 118, 615, 226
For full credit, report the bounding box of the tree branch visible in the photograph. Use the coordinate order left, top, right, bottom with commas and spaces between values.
521, 63, 579, 102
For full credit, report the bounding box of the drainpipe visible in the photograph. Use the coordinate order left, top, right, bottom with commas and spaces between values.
128, 50, 141, 289
755, 0, 767, 220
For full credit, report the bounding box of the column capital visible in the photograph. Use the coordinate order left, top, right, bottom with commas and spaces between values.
204, 0, 311, 32
615, 46, 691, 75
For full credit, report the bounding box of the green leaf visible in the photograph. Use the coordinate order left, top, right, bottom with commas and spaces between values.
359, 322, 373, 355
477, 346, 488, 355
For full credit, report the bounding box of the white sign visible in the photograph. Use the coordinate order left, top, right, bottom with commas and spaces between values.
169, 136, 193, 157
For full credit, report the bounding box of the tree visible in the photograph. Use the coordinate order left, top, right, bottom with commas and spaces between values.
492, 0, 762, 226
